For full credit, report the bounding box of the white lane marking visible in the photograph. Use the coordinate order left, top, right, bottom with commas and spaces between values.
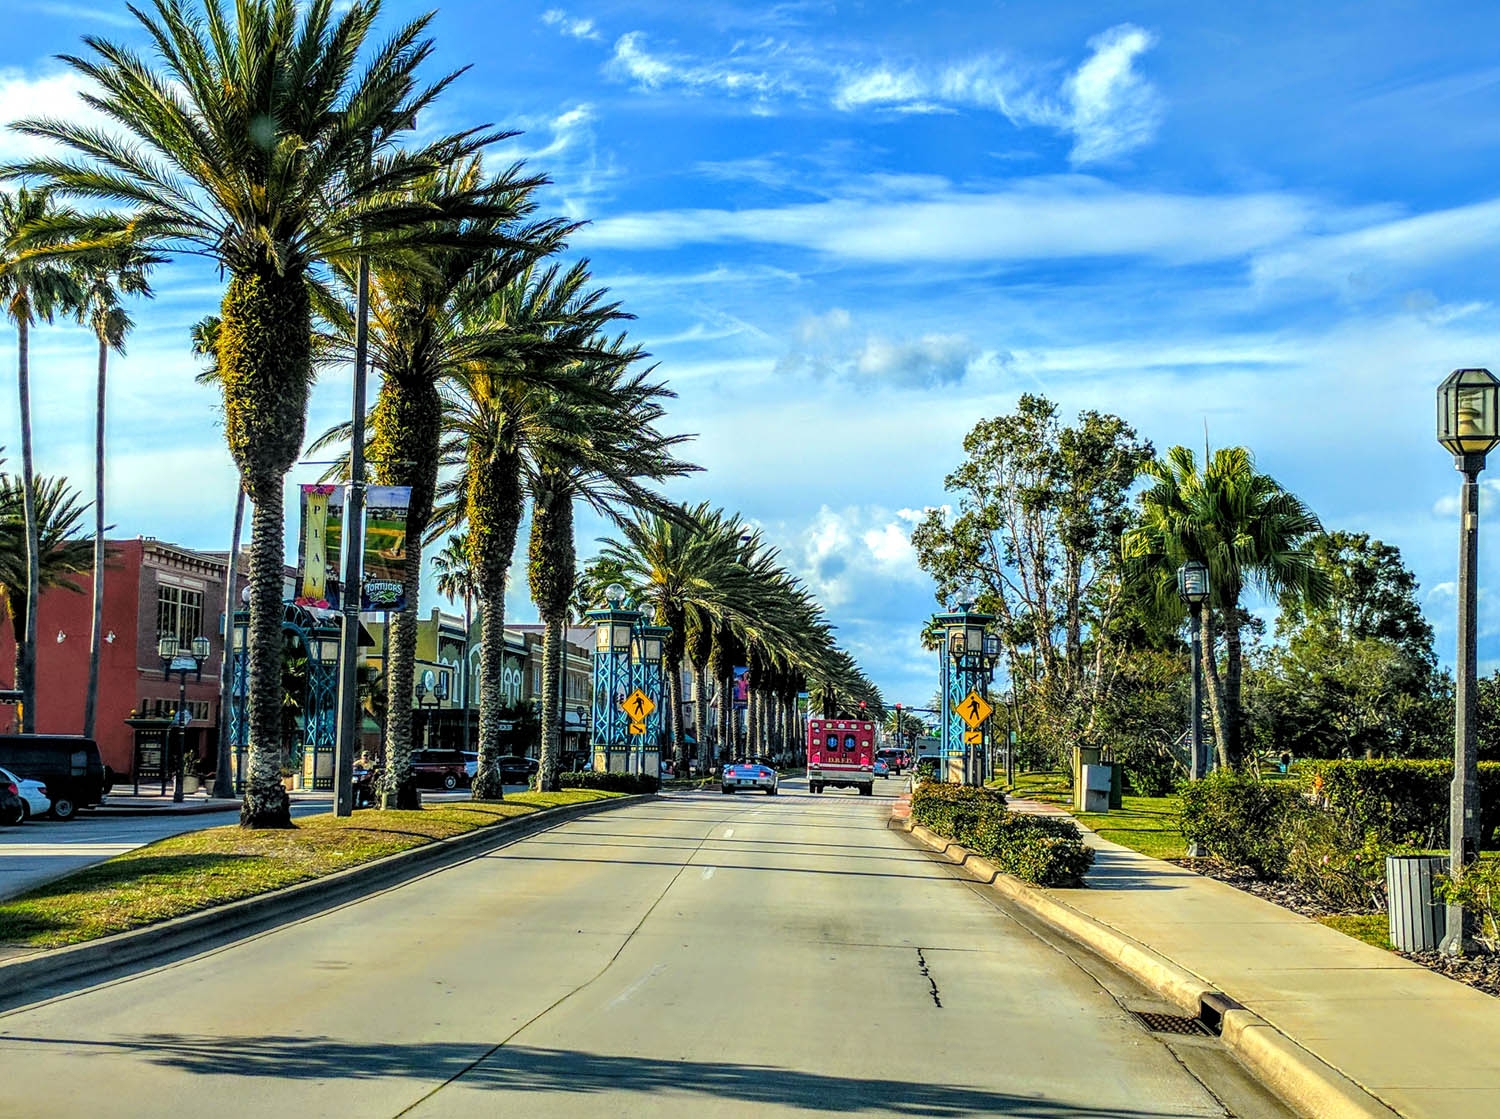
701, 866, 716, 880
607, 962, 667, 1010
722, 827, 734, 838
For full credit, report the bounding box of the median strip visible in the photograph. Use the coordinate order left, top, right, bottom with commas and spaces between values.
0, 790, 620, 951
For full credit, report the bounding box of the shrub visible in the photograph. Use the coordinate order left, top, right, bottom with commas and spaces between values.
1306, 760, 1500, 848
558, 771, 659, 794
1178, 769, 1302, 877
1280, 809, 1395, 911
1120, 749, 1179, 797
914, 757, 939, 782
1437, 858, 1500, 953
911, 782, 1092, 887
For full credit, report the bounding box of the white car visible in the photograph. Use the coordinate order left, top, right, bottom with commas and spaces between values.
0, 765, 51, 820
721, 761, 778, 795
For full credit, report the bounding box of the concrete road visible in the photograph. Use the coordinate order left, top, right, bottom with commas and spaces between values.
0, 779, 1289, 1118
0, 788, 529, 900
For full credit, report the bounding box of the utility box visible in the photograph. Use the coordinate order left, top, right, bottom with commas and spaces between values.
1386, 855, 1447, 952
1080, 765, 1112, 813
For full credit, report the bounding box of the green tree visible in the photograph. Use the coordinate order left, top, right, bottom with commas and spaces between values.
0, 186, 80, 732
912, 394, 1152, 766
1, 473, 93, 688
76, 245, 155, 740
7, 0, 506, 826
1123, 446, 1328, 768
433, 531, 478, 754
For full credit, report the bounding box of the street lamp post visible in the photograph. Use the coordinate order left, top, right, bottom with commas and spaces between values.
932, 601, 998, 785
158, 634, 210, 803
587, 584, 641, 775
1177, 559, 1210, 857
633, 623, 669, 776
1436, 367, 1500, 955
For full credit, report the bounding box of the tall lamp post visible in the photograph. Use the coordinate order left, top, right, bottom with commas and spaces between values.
1177, 559, 1210, 857
1436, 367, 1500, 955
587, 584, 641, 774
933, 601, 997, 785
159, 634, 210, 803
632, 622, 670, 776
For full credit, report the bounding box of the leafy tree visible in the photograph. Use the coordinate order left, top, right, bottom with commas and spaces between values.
0, 186, 80, 732
1124, 446, 1328, 769
433, 532, 478, 753
912, 394, 1152, 766
6, 0, 504, 826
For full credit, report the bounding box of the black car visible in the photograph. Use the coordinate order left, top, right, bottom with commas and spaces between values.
496, 754, 539, 785
0, 735, 106, 820
0, 776, 23, 826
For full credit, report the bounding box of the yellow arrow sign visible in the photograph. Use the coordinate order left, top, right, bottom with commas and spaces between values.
628, 721, 647, 736
622, 689, 656, 722
963, 729, 982, 745
957, 691, 992, 728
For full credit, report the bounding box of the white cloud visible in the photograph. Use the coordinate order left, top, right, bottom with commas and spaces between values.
583, 175, 1316, 265
775, 307, 1002, 388
541, 8, 602, 42
831, 24, 1164, 164
605, 32, 795, 103
0, 67, 112, 163
20, 2, 137, 28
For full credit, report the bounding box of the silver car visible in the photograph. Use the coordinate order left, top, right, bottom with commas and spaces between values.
721, 761, 778, 795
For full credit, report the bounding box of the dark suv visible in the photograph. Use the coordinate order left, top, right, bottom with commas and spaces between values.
409, 749, 470, 790
0, 735, 106, 819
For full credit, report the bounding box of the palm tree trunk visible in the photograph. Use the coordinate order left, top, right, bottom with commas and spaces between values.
240, 486, 292, 827
1198, 602, 1231, 771
692, 660, 708, 772
380, 560, 422, 810
460, 596, 472, 753
664, 653, 685, 772
16, 314, 40, 735
539, 611, 564, 791
82, 335, 108, 740
469, 446, 523, 800
1224, 614, 1244, 769
212, 484, 246, 799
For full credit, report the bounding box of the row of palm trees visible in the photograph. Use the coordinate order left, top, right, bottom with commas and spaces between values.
0, 0, 878, 822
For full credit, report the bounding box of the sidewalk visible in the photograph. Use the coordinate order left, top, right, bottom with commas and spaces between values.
1000, 796, 1500, 1119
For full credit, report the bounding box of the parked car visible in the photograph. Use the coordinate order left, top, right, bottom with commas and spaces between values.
0, 766, 50, 819
722, 761, 778, 795
409, 749, 470, 790
0, 778, 23, 826
0, 735, 106, 820
495, 755, 539, 785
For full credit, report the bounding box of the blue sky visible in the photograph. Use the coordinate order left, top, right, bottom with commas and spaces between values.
6, 1, 1500, 705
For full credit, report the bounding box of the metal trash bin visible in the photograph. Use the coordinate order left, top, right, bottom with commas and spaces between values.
1386, 855, 1447, 952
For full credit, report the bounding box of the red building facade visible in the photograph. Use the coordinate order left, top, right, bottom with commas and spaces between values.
1, 538, 228, 779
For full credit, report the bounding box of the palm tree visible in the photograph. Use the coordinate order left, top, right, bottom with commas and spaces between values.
524, 346, 696, 791
6, 0, 508, 826
1, 473, 93, 693
309, 159, 569, 809
1123, 445, 1328, 768
433, 262, 628, 799
433, 532, 478, 755
0, 187, 81, 733
76, 246, 154, 741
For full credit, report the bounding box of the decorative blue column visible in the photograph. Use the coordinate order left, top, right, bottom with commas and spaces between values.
587, 585, 641, 774
633, 624, 671, 776
932, 602, 997, 785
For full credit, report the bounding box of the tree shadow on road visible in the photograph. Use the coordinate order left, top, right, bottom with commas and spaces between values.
0, 1034, 1210, 1117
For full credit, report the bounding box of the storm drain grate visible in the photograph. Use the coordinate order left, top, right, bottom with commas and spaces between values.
1129, 1010, 1213, 1037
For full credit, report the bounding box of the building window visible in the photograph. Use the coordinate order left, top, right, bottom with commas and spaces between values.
156, 584, 204, 645
147, 697, 210, 722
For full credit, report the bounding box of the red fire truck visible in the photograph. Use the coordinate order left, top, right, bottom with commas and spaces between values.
806, 717, 875, 796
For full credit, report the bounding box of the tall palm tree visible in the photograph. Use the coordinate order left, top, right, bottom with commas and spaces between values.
434, 262, 627, 799
433, 532, 478, 754
311, 159, 569, 809
1123, 445, 1328, 768
1, 473, 93, 698
6, 0, 509, 825
76, 245, 154, 740
0, 187, 80, 732
525, 346, 697, 791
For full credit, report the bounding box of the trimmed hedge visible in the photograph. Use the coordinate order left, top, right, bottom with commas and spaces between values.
1179, 770, 1303, 877
558, 771, 659, 794
910, 783, 1093, 888
1306, 760, 1500, 847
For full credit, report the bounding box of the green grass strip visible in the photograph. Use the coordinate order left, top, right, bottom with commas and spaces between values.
0, 790, 620, 950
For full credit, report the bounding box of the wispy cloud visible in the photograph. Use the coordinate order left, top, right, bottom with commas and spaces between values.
833, 24, 1163, 164
21, 2, 137, 28
540, 8, 602, 42
605, 32, 801, 104
775, 308, 1006, 389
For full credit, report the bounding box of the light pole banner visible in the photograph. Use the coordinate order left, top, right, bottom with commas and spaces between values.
295, 484, 343, 609
362, 485, 412, 612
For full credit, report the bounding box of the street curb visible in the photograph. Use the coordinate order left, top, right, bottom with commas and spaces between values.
91, 801, 240, 817
0, 793, 649, 1011
897, 817, 1402, 1119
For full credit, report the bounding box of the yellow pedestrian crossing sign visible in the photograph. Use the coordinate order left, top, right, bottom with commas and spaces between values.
622, 689, 656, 722
957, 691, 992, 728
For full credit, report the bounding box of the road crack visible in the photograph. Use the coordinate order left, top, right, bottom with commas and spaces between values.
916, 947, 942, 1008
